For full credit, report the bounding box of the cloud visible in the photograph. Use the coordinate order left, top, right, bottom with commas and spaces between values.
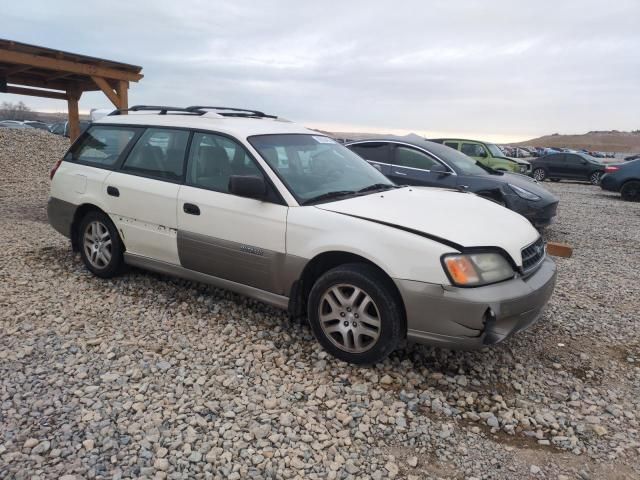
2, 0, 639, 140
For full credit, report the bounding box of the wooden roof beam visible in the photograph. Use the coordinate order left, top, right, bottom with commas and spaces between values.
91, 75, 123, 108
2, 65, 31, 75
0, 47, 143, 82
5, 85, 67, 100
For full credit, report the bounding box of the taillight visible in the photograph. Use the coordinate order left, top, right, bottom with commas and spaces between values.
50, 158, 63, 180
604, 166, 619, 173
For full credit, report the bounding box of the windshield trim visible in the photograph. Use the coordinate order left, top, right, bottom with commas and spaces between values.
346, 140, 459, 176
247, 133, 395, 206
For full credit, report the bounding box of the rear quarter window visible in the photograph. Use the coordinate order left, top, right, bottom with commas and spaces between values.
67, 126, 140, 168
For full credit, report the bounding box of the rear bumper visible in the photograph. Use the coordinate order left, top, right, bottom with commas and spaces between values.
395, 257, 557, 349
599, 174, 619, 192
47, 197, 76, 239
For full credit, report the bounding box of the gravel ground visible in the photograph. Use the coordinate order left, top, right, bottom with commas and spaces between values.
1, 129, 639, 480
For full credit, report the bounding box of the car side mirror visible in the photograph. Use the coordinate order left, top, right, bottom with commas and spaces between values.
228, 175, 266, 200
431, 163, 450, 176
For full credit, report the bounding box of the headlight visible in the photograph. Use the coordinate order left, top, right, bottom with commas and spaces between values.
442, 252, 515, 287
509, 183, 541, 201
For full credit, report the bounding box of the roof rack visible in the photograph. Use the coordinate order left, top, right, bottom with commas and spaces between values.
107, 105, 277, 119
186, 106, 277, 119
108, 105, 204, 116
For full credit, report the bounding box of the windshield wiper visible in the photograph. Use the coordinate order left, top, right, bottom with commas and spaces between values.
302, 190, 356, 205
356, 183, 398, 194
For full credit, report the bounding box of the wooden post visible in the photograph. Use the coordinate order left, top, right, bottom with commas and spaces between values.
116, 80, 128, 111
66, 86, 82, 142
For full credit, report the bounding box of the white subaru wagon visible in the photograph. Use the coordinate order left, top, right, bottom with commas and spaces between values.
48, 106, 556, 364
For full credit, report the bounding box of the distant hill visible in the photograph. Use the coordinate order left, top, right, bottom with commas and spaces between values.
511, 130, 640, 153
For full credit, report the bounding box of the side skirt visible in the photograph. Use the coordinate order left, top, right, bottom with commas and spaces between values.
123, 253, 290, 310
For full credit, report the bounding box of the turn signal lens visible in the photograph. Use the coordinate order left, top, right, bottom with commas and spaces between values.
444, 256, 480, 285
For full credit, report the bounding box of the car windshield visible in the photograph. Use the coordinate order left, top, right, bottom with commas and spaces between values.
428, 143, 489, 176
486, 143, 504, 157
249, 134, 395, 204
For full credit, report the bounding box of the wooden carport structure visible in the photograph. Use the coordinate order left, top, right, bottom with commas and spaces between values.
0, 38, 143, 140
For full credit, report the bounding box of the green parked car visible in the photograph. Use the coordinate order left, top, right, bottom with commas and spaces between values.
431, 138, 531, 175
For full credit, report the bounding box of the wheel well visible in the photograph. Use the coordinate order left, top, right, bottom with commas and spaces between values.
288, 251, 407, 332
70, 204, 110, 251
477, 189, 504, 204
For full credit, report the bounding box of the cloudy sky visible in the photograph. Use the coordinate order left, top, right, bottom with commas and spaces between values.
3, 0, 639, 141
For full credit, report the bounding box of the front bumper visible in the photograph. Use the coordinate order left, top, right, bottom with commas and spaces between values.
395, 257, 557, 349
507, 195, 559, 228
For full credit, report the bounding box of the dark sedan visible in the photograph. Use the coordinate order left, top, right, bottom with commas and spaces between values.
600, 160, 640, 201
346, 136, 559, 228
530, 152, 605, 184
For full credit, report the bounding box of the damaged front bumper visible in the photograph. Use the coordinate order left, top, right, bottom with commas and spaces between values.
395, 257, 557, 349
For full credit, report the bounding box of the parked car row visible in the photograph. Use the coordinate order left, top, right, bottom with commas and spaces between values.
47, 105, 557, 364
0, 118, 90, 137
346, 136, 558, 228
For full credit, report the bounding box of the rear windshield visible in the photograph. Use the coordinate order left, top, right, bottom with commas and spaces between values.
424, 141, 489, 176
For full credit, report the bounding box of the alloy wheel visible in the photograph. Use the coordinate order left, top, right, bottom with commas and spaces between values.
83, 221, 112, 269
533, 168, 546, 181
590, 172, 601, 185
318, 284, 381, 353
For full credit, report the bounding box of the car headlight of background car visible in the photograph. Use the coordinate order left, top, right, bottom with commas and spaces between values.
442, 252, 515, 287
509, 183, 541, 201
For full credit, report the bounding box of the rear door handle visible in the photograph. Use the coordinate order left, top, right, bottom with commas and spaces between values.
107, 186, 119, 197
183, 203, 200, 215
393, 170, 407, 176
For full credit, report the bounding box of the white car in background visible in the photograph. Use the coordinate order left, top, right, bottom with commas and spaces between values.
47, 106, 556, 364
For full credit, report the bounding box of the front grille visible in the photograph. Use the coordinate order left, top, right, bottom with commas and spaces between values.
521, 237, 545, 274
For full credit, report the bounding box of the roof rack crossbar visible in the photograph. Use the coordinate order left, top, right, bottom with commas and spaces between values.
108, 105, 205, 116
186, 106, 277, 119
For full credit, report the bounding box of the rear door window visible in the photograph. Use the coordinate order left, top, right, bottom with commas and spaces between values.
67, 126, 140, 168
348, 143, 391, 163
122, 128, 190, 181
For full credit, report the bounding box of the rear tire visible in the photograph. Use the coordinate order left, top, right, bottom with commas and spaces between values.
533, 168, 546, 181
307, 263, 404, 365
78, 211, 124, 278
621, 180, 640, 201
589, 171, 602, 185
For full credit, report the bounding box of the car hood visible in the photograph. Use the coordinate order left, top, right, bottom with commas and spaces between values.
315, 187, 539, 266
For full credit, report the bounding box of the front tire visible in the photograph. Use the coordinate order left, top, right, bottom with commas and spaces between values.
78, 211, 124, 278
533, 168, 546, 181
621, 180, 640, 201
307, 263, 404, 365
589, 171, 602, 185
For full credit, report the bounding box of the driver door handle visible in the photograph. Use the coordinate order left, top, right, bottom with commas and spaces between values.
183, 203, 200, 215
393, 170, 407, 176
